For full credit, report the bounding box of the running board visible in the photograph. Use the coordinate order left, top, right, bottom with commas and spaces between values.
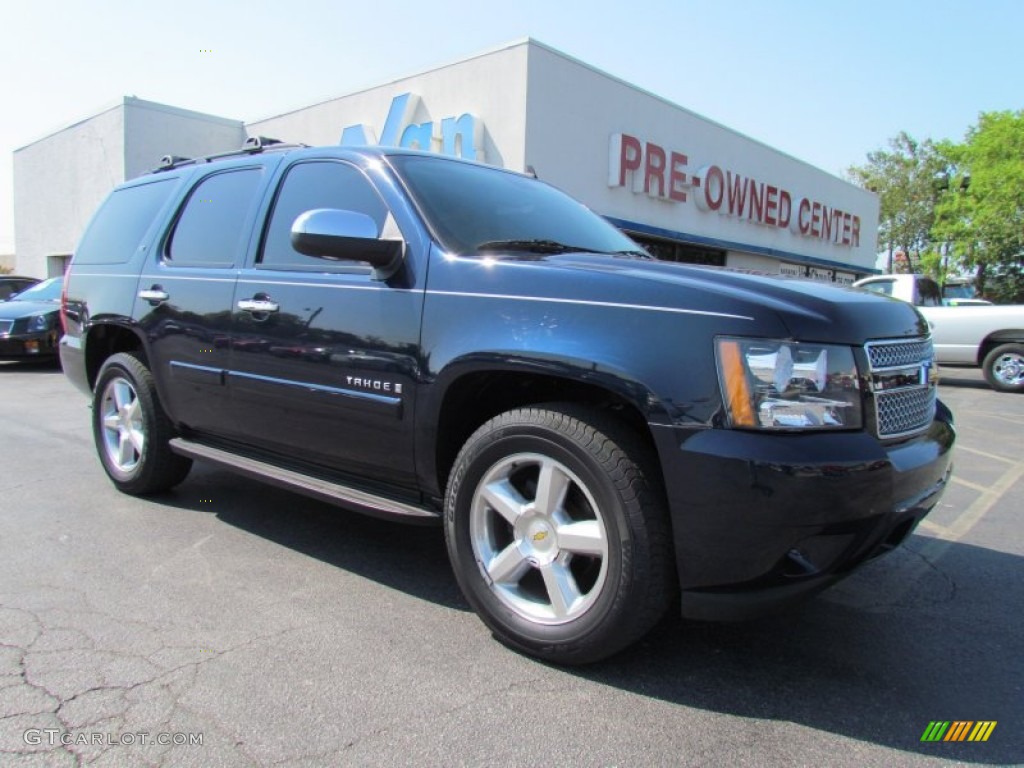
168, 438, 440, 525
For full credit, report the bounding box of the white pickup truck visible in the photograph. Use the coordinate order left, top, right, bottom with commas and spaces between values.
853, 274, 1024, 393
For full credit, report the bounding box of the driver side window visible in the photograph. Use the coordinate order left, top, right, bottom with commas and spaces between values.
260, 161, 389, 270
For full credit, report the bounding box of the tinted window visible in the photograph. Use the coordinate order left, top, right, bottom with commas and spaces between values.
75, 179, 175, 264
390, 155, 639, 256
0, 280, 35, 299
943, 283, 974, 300
167, 169, 262, 267
861, 281, 894, 296
261, 161, 388, 269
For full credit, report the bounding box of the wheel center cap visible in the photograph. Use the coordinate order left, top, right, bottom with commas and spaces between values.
517, 515, 558, 564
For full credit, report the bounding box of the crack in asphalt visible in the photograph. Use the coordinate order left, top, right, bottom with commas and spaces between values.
0, 596, 321, 764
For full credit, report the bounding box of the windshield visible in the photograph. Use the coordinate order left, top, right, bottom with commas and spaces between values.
11, 277, 61, 302
389, 155, 643, 256
942, 283, 975, 300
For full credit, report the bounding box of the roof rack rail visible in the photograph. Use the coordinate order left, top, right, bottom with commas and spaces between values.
243, 136, 283, 151
150, 137, 307, 173
159, 155, 192, 169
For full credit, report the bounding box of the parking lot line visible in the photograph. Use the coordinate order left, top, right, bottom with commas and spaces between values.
953, 444, 1017, 464
949, 476, 993, 494
972, 410, 1024, 427
916, 460, 1024, 553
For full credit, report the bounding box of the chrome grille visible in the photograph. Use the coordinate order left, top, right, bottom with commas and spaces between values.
867, 338, 933, 369
875, 387, 936, 439
0, 320, 12, 335
865, 337, 936, 439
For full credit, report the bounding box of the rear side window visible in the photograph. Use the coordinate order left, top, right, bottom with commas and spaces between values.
74, 179, 175, 264
260, 161, 388, 270
166, 169, 262, 267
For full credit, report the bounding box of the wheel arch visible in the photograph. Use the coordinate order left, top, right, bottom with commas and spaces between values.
978, 330, 1024, 366
84, 321, 148, 390
423, 359, 666, 503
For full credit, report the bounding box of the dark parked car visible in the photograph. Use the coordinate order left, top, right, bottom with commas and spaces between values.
0, 276, 40, 301
0, 277, 63, 361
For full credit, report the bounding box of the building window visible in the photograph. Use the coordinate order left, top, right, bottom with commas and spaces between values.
627, 233, 726, 266
47, 255, 71, 278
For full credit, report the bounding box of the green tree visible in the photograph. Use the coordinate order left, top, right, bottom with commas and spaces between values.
933, 110, 1024, 302
846, 132, 946, 273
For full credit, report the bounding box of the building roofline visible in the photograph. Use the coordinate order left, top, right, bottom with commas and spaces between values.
246, 37, 534, 125
14, 99, 125, 152
246, 36, 868, 192
121, 96, 243, 127
15, 96, 242, 152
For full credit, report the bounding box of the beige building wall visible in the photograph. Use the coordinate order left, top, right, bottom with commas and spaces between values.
14, 105, 126, 278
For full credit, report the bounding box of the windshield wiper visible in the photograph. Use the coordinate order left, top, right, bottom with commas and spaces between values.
476, 239, 596, 254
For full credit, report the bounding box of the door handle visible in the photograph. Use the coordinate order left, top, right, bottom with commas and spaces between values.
138, 286, 169, 304
237, 299, 280, 314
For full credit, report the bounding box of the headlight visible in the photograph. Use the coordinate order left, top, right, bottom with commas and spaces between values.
27, 314, 53, 332
716, 337, 862, 430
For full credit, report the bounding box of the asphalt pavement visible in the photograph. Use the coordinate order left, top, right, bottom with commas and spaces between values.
1, 361, 1021, 767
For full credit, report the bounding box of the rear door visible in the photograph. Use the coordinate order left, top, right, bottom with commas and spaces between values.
226, 158, 423, 487
135, 162, 273, 436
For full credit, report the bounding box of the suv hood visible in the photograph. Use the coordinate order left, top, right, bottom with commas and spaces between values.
544, 255, 929, 344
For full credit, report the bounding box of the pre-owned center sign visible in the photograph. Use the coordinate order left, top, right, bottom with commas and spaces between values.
609, 133, 862, 249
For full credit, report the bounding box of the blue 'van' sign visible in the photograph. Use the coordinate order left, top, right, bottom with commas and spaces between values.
340, 93, 483, 162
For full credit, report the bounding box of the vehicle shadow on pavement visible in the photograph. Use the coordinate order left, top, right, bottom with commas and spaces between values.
575, 536, 1021, 764
154, 463, 469, 612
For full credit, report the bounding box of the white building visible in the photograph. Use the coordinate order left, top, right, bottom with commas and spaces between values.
13, 39, 878, 281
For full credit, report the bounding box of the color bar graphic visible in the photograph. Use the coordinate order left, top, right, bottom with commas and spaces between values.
921, 721, 996, 742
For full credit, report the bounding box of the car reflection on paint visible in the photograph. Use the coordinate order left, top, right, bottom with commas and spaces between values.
0, 277, 63, 363
232, 337, 271, 353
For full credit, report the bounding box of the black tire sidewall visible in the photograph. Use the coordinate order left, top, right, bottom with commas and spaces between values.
446, 412, 642, 660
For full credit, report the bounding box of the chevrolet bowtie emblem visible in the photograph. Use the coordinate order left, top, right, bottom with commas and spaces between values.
532, 530, 549, 543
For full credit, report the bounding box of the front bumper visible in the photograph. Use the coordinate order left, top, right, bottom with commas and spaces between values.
0, 330, 60, 359
653, 402, 955, 620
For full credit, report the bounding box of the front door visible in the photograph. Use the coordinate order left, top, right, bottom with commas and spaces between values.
226, 159, 422, 487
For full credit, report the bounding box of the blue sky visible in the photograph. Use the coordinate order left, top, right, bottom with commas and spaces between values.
1, 0, 1021, 255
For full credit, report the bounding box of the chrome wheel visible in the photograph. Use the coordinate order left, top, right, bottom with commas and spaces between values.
469, 452, 609, 624
99, 376, 145, 473
991, 351, 1024, 388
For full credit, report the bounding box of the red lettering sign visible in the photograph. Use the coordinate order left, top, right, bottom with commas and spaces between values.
608, 132, 863, 249
669, 152, 688, 202
645, 143, 666, 198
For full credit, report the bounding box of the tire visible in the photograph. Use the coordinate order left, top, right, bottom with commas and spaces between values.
92, 352, 192, 494
982, 343, 1024, 393
444, 404, 675, 664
